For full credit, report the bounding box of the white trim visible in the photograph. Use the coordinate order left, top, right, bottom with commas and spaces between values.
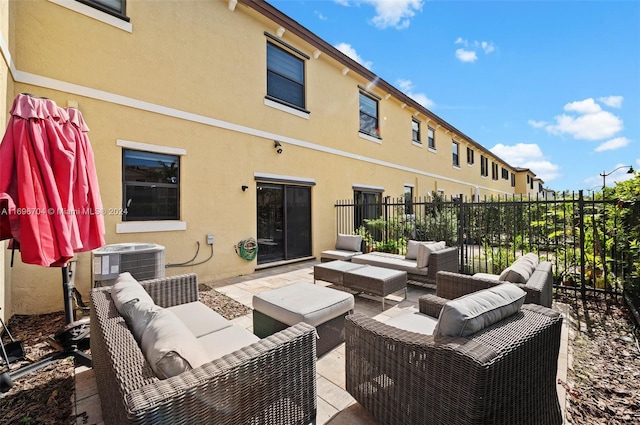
358, 132, 382, 144
48, 0, 132, 33
412, 141, 423, 148
116, 221, 187, 234
428, 148, 437, 154
352, 184, 385, 192
254, 172, 315, 185
117, 139, 187, 156
264, 98, 310, 119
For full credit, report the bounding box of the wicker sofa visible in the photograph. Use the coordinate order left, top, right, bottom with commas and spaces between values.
436, 253, 554, 307
352, 240, 458, 284
90, 273, 317, 425
345, 285, 564, 425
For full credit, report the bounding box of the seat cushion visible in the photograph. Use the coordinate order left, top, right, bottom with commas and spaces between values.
140, 308, 209, 379
385, 311, 438, 335
434, 283, 526, 337
321, 249, 361, 261
253, 282, 354, 327
110, 272, 154, 320
168, 301, 232, 337
198, 325, 260, 361
335, 233, 363, 252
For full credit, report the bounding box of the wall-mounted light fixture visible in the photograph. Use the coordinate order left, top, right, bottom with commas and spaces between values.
274, 140, 283, 154
241, 185, 249, 192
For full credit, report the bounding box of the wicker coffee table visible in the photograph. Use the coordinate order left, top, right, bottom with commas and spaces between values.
314, 260, 367, 285
343, 266, 407, 310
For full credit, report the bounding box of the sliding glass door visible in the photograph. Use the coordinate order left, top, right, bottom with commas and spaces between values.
257, 183, 311, 264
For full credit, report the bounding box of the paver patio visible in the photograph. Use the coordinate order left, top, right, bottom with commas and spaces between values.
73, 259, 569, 424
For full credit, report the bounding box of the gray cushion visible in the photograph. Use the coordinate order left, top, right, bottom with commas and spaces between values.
384, 311, 439, 336
198, 325, 260, 361
498, 260, 533, 283
321, 249, 361, 261
168, 301, 232, 337
123, 300, 162, 342
140, 308, 209, 379
405, 240, 436, 260
335, 233, 363, 252
416, 242, 445, 268
110, 272, 154, 320
434, 283, 526, 337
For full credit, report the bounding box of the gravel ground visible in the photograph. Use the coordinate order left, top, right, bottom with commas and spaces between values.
1, 289, 638, 425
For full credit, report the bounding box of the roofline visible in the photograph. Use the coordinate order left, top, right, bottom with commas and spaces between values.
236, 0, 516, 167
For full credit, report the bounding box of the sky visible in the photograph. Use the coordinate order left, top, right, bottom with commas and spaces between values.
269, 0, 640, 193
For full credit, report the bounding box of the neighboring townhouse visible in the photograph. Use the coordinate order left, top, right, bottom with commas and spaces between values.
0, 0, 544, 315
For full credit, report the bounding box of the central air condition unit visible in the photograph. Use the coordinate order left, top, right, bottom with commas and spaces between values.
92, 243, 165, 287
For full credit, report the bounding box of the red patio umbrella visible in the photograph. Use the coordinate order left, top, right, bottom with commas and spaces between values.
0, 93, 105, 327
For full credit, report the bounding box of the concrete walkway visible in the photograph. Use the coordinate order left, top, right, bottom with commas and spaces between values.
74, 260, 570, 424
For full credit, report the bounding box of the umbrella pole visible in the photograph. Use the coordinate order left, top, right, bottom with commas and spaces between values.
61, 266, 75, 325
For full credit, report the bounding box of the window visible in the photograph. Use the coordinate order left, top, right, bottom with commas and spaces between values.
502, 167, 509, 180
412, 119, 421, 144
452, 141, 459, 167
480, 155, 488, 177
491, 162, 498, 180
123, 149, 179, 221
511, 173, 516, 187
428, 127, 435, 149
467, 147, 474, 165
266, 42, 305, 110
77, 0, 128, 20
359, 92, 379, 137
404, 186, 413, 215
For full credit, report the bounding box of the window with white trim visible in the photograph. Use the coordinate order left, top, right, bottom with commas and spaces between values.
77, 0, 128, 20
266, 42, 306, 110
359, 92, 379, 137
452, 141, 459, 167
123, 149, 180, 221
412, 119, 421, 144
467, 147, 474, 164
428, 127, 435, 149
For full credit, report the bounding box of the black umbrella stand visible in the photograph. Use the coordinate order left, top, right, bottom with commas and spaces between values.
0, 263, 91, 393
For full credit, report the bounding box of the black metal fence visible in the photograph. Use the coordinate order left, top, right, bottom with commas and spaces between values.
335, 191, 639, 299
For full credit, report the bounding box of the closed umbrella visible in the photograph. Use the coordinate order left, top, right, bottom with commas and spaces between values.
0, 93, 104, 371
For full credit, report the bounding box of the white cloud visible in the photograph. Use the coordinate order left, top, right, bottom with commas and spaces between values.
594, 137, 630, 152
455, 48, 477, 63
598, 95, 623, 108
337, 0, 423, 29
314, 10, 328, 21
528, 119, 547, 128
454, 38, 495, 62
546, 110, 623, 140
396, 79, 435, 109
564, 98, 601, 114
490, 143, 561, 182
334, 42, 373, 69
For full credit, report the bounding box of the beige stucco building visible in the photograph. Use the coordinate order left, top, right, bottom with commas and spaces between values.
0, 0, 544, 317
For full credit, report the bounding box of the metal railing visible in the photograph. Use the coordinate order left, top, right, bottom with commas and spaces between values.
335, 191, 639, 299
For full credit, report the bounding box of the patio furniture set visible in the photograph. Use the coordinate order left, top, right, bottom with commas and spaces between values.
89, 235, 562, 425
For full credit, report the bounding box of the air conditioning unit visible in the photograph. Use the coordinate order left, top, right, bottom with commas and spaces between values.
92, 243, 165, 287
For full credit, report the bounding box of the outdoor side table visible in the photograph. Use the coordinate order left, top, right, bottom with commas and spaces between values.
343, 266, 407, 310
252, 282, 355, 357
313, 260, 366, 286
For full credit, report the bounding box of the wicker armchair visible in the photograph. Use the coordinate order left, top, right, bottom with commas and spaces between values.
436, 260, 554, 307
91, 274, 317, 425
345, 296, 563, 425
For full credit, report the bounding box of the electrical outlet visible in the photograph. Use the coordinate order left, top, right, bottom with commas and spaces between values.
206, 234, 215, 245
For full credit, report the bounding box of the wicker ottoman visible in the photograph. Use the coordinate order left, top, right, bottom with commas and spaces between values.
252, 282, 355, 356
343, 266, 407, 310
314, 260, 367, 285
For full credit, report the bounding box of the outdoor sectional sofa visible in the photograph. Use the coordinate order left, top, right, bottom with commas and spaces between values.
90, 272, 317, 425
435, 252, 554, 308
351, 240, 459, 284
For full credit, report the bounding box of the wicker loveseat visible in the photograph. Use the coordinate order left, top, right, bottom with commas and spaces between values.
352, 240, 458, 284
345, 285, 564, 425
90, 273, 317, 425
436, 253, 554, 307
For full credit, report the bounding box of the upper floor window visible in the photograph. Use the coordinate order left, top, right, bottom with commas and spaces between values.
501, 167, 509, 180
404, 186, 413, 215
123, 149, 180, 221
266, 42, 305, 110
467, 147, 474, 165
452, 141, 460, 167
412, 119, 421, 144
511, 173, 516, 187
359, 92, 379, 137
491, 162, 499, 180
480, 155, 488, 177
428, 127, 435, 149
77, 0, 128, 20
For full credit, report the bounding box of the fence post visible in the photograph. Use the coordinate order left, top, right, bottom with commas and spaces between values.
578, 190, 586, 301
458, 194, 464, 272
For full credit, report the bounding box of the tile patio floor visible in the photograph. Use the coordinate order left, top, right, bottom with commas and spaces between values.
74, 259, 570, 424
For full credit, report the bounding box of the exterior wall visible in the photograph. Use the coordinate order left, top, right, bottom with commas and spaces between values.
0, 0, 10, 320
2, 0, 540, 314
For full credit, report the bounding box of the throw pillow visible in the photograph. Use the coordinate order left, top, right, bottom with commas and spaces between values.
335, 233, 363, 252
417, 242, 439, 268
140, 308, 209, 379
434, 283, 526, 337
122, 300, 162, 343
405, 240, 424, 260
498, 260, 533, 283
110, 272, 154, 319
